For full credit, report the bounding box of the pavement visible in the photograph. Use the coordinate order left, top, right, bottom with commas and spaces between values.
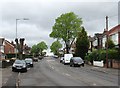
0, 68, 2, 88
87, 65, 119, 76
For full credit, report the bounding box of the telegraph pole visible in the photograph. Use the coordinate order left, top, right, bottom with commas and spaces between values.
106, 16, 109, 68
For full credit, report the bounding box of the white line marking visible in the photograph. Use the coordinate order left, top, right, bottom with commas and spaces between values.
62, 73, 71, 77
51, 67, 54, 69
47, 60, 55, 62
65, 73, 71, 76
55, 69, 59, 72
93, 83, 97, 86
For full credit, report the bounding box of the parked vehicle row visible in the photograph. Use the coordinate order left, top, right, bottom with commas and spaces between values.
60, 54, 84, 67
12, 58, 35, 72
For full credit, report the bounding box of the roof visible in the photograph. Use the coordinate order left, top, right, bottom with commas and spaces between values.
108, 24, 120, 35
5, 40, 15, 48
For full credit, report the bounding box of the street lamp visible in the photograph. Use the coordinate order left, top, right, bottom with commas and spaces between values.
15, 18, 29, 59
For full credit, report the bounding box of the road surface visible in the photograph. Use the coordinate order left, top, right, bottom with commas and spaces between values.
1, 57, 119, 88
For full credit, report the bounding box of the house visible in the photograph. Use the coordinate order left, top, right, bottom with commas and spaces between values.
89, 24, 120, 68
0, 38, 5, 60
0, 38, 17, 59
90, 24, 120, 50
4, 40, 16, 54
23, 44, 31, 55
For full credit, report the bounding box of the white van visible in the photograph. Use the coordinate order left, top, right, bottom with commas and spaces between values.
64, 54, 73, 64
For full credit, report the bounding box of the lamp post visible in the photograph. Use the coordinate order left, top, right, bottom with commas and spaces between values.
15, 18, 29, 59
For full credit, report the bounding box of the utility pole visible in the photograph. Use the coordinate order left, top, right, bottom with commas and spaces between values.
106, 16, 109, 68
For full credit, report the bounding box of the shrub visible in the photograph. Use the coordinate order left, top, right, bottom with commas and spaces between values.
85, 49, 119, 63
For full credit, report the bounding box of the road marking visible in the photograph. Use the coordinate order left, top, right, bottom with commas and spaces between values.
55, 69, 59, 72
62, 73, 71, 77
27, 68, 30, 70
93, 83, 97, 86
46, 60, 55, 62
75, 68, 79, 69
65, 73, 71, 76
51, 67, 54, 69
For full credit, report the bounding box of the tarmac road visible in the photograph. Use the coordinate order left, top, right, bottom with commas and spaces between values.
1, 57, 119, 88
19, 57, 118, 87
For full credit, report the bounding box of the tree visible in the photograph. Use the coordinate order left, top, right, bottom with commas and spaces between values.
50, 40, 62, 55
31, 45, 39, 57
37, 41, 48, 56
49, 12, 83, 53
105, 39, 115, 49
75, 27, 89, 59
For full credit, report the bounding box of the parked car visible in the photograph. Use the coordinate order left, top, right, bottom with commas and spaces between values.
12, 60, 27, 72
25, 58, 33, 67
33, 57, 38, 62
64, 54, 73, 65
60, 57, 64, 63
70, 57, 84, 67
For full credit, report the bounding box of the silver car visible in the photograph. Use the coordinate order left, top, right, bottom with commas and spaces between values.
25, 58, 33, 67
12, 60, 27, 72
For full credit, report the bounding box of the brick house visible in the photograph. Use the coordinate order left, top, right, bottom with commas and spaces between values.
23, 44, 31, 55
4, 40, 16, 54
90, 24, 120, 50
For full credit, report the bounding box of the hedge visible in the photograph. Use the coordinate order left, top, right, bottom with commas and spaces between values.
85, 49, 119, 62
6, 54, 33, 59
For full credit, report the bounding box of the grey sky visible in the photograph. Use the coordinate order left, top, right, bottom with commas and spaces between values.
0, 0, 119, 53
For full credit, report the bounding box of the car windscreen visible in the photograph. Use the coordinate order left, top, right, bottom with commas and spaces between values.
73, 57, 83, 62
25, 59, 32, 63
15, 60, 23, 64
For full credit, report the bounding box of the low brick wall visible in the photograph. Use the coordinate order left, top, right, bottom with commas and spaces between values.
112, 60, 120, 69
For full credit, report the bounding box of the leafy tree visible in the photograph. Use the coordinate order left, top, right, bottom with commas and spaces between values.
37, 41, 48, 56
49, 12, 83, 53
50, 40, 62, 55
75, 27, 89, 59
31, 45, 39, 57
105, 39, 115, 49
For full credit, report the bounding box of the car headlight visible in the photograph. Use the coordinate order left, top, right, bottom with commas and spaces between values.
12, 64, 16, 67
30, 62, 33, 64
23, 65, 26, 68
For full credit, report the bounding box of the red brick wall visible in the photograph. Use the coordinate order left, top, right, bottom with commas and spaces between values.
4, 41, 15, 54
112, 60, 120, 69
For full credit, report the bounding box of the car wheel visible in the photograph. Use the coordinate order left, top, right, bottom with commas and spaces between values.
82, 63, 84, 67
12, 69, 15, 72
24, 68, 27, 72
70, 64, 72, 67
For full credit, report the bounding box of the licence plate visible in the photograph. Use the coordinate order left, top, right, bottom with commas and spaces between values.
78, 63, 81, 65
17, 67, 22, 69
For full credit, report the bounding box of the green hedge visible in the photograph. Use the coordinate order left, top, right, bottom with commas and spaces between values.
85, 49, 119, 62
6, 54, 33, 59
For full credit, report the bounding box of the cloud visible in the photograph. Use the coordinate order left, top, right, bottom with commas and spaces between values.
0, 0, 118, 52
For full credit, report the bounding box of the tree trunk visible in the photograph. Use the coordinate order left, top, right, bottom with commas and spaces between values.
66, 44, 69, 54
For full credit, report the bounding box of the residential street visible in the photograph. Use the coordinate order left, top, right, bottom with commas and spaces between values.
1, 57, 119, 87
